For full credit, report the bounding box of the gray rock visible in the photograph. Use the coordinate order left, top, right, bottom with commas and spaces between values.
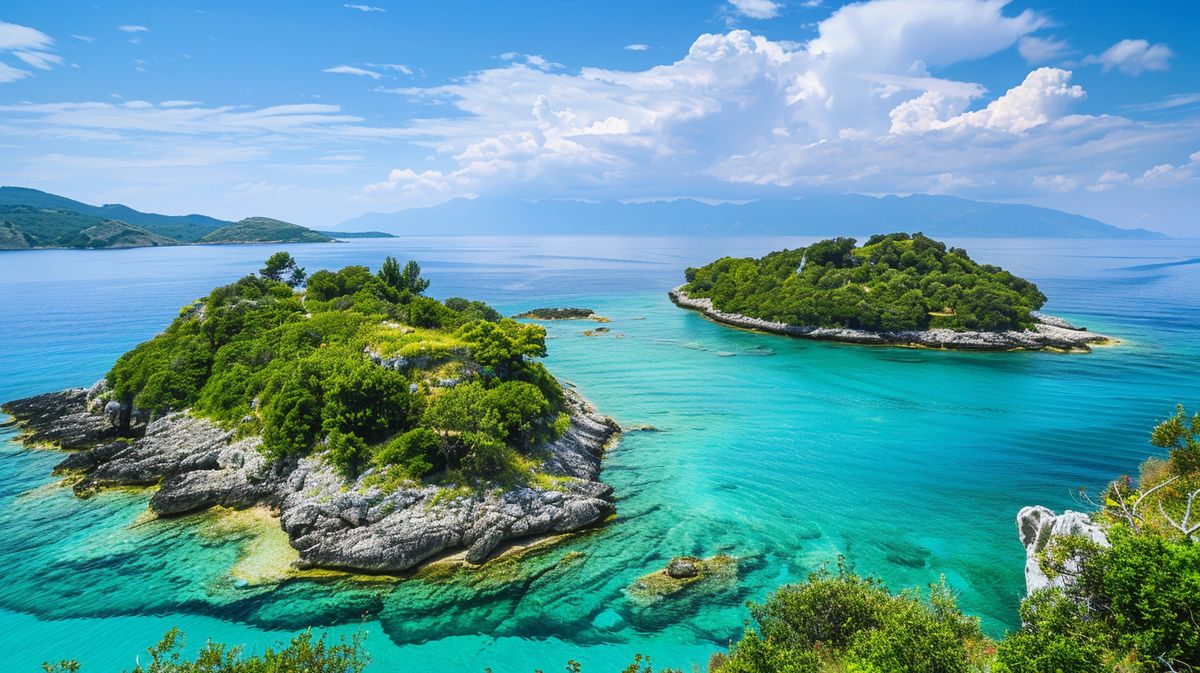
1016, 505, 1109, 595
669, 286, 1114, 353
5, 384, 620, 574
666, 556, 701, 579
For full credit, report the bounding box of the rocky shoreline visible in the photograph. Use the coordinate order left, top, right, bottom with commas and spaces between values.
2, 382, 620, 574
668, 286, 1115, 353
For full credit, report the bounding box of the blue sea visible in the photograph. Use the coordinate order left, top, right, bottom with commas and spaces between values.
1, 236, 1198, 672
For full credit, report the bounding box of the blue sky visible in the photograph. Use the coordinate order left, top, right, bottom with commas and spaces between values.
1, 0, 1198, 234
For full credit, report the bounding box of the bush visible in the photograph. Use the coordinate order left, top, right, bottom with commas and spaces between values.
44, 628, 367, 673
719, 561, 985, 673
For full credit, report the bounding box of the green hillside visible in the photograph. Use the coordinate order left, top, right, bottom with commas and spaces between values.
0, 187, 227, 242
201, 217, 333, 244
0, 205, 179, 249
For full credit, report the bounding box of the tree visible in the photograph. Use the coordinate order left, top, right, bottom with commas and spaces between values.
260, 251, 306, 288
400, 260, 430, 295
378, 257, 429, 296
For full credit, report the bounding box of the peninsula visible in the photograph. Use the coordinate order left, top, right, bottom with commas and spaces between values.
0, 187, 380, 250
2, 253, 619, 572
672, 233, 1114, 352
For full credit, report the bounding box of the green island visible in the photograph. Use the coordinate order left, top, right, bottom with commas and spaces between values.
4, 252, 619, 573
671, 233, 1113, 351
0, 187, 385, 249
41, 407, 1200, 672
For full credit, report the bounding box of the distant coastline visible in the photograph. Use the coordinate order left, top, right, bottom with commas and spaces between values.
668, 286, 1115, 353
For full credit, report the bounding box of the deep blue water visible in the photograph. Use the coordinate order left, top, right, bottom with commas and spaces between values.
1, 236, 1198, 672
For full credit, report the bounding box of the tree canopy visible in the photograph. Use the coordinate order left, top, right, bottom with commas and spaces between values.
683, 233, 1047, 332
105, 253, 565, 485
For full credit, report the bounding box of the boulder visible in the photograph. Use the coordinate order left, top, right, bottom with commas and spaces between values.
1016, 505, 1109, 595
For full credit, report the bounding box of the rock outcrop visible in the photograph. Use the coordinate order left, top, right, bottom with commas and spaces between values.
669, 286, 1115, 353
1016, 505, 1109, 595
3, 385, 620, 573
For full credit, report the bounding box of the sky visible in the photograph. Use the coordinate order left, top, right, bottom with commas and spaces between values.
0, 0, 1198, 234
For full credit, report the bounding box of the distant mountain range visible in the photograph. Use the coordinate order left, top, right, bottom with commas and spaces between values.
339, 194, 1164, 239
0, 187, 387, 250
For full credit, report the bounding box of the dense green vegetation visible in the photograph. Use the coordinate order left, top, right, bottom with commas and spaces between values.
0, 205, 177, 249
103, 253, 565, 484
201, 217, 333, 244
682, 233, 1047, 332
42, 629, 367, 673
0, 186, 228, 241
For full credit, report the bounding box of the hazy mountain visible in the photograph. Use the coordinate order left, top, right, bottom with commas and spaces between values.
339, 194, 1164, 239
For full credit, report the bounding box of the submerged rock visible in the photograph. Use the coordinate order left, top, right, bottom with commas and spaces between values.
3, 384, 620, 574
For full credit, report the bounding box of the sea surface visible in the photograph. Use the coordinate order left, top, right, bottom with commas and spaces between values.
1, 236, 1198, 672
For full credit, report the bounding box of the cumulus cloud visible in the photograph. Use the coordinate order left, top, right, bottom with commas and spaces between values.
1017, 35, 1068, 64
0, 21, 60, 83
323, 65, 382, 79
1086, 39, 1173, 75
891, 67, 1086, 135
728, 0, 783, 19
364, 0, 1121, 205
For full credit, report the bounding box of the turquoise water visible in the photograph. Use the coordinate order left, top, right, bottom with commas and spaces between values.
1, 237, 1198, 672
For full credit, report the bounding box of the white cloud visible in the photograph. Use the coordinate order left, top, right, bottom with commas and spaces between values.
624, 44, 650, 52
1087, 169, 1129, 192
367, 63, 413, 75
0, 100, 404, 139
892, 67, 1086, 135
1126, 92, 1200, 113
728, 0, 783, 19
71, 34, 94, 43
0, 61, 30, 84
0, 21, 59, 83
1086, 39, 1173, 75
1018, 35, 1068, 64
344, 3, 385, 11
323, 65, 382, 79
1032, 174, 1079, 192
355, 0, 1200, 212
117, 25, 149, 33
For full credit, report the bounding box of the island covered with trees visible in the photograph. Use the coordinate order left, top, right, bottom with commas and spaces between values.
672, 233, 1114, 352
4, 252, 619, 572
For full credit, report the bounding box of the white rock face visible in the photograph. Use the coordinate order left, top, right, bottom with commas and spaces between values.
1016, 505, 1109, 594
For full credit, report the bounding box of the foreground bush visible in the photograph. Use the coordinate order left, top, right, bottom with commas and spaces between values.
43, 628, 367, 673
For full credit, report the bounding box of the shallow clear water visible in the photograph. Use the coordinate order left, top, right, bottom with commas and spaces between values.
1, 236, 1198, 672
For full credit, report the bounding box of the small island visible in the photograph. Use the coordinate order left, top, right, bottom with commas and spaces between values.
672, 233, 1114, 352
514, 307, 596, 320
2, 253, 619, 572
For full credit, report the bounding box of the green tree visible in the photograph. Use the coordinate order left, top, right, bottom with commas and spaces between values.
259, 251, 306, 288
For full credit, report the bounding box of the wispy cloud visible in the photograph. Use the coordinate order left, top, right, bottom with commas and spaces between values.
1085, 38, 1173, 75
728, 0, 782, 20
117, 25, 149, 33
1018, 35, 1069, 64
0, 20, 60, 83
624, 44, 650, 52
343, 3, 385, 12
322, 65, 382, 79
1125, 92, 1200, 113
